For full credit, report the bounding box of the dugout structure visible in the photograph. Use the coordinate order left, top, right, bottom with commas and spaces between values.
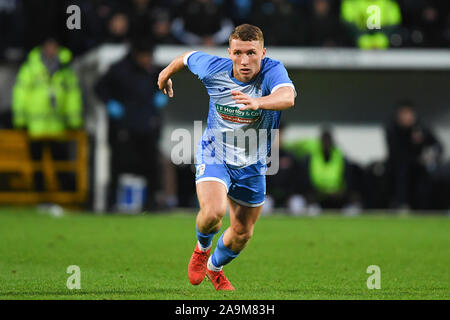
0, 130, 89, 205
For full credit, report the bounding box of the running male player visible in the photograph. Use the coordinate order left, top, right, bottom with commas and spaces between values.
157, 24, 296, 291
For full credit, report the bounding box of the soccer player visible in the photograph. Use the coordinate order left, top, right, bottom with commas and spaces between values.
157, 24, 296, 291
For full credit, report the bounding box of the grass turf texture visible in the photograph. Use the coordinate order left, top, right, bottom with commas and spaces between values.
0, 208, 448, 300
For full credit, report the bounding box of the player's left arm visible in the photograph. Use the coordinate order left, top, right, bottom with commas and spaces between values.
231, 86, 295, 111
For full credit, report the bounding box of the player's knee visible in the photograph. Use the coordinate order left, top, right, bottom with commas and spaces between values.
199, 207, 226, 229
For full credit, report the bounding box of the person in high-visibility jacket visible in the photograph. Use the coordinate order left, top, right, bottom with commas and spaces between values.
284, 129, 361, 211
12, 37, 82, 137
340, 0, 402, 50
286, 131, 346, 195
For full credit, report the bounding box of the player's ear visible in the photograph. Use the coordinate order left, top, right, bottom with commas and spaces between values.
262, 47, 266, 59
228, 47, 232, 58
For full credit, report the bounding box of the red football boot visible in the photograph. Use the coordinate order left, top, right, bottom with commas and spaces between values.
187, 243, 211, 285
206, 268, 235, 291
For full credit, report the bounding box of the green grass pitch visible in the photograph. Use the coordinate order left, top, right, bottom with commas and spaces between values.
0, 207, 448, 300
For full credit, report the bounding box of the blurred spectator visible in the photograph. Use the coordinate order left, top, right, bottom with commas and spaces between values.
341, 0, 402, 49
1, 0, 449, 53
126, 0, 174, 44
385, 101, 443, 210
62, 0, 113, 57
11, 37, 83, 191
251, 0, 306, 46
95, 39, 169, 211
225, 0, 253, 25
0, 0, 26, 62
305, 0, 348, 47
171, 0, 234, 46
105, 10, 130, 44
12, 37, 82, 138
401, 0, 450, 47
284, 128, 362, 214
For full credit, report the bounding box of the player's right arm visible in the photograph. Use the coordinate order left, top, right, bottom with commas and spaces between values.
157, 51, 195, 98
158, 51, 228, 98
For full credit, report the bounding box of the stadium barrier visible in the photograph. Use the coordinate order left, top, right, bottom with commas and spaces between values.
0, 130, 89, 204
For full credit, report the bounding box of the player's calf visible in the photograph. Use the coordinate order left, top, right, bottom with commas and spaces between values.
226, 226, 253, 252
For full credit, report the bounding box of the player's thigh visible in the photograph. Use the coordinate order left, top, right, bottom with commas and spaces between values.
196, 181, 228, 220
195, 162, 231, 220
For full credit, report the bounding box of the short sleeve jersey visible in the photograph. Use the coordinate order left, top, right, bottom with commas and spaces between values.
184, 51, 296, 169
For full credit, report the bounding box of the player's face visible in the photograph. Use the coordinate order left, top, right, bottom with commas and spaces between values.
229, 39, 266, 83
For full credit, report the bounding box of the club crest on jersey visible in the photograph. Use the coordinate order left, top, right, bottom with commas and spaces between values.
215, 103, 261, 124
196, 164, 206, 177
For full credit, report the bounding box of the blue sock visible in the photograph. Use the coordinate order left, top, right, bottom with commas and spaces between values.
211, 232, 239, 268
196, 226, 218, 250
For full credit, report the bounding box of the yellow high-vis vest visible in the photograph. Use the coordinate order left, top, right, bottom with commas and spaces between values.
12, 47, 82, 137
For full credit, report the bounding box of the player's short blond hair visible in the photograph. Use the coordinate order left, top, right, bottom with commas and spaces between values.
229, 24, 264, 46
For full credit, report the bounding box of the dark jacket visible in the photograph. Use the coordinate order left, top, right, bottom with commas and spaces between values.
385, 120, 442, 166
95, 53, 161, 134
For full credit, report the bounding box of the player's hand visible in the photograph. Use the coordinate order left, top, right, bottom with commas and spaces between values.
231, 91, 260, 111
157, 72, 174, 98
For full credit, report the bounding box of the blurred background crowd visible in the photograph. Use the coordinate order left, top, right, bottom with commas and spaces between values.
0, 0, 449, 215
1, 0, 450, 62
